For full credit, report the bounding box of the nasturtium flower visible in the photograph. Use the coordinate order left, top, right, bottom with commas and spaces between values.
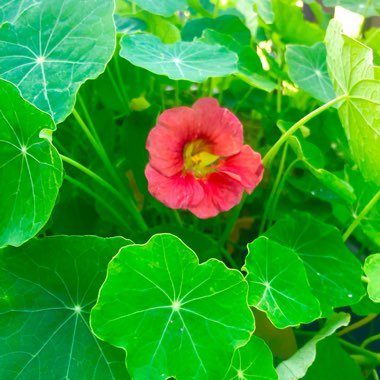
145, 97, 263, 218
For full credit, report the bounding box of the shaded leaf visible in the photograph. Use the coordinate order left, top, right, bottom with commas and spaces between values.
264, 212, 365, 315
0, 236, 132, 379
286, 42, 335, 103
276, 313, 350, 380
224, 335, 277, 380
0, 79, 62, 248
91, 234, 254, 379
322, 0, 380, 17
244, 236, 321, 329
124, 0, 187, 16
119, 33, 238, 82
0, 0, 116, 122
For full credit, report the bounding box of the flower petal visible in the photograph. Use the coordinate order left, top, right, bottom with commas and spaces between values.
218, 145, 264, 193
146, 106, 198, 177
193, 97, 243, 156
188, 173, 244, 219
145, 164, 204, 209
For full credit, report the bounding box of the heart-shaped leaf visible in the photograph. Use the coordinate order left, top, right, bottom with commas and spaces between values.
244, 236, 321, 328
286, 42, 336, 103
0, 0, 116, 122
119, 33, 238, 82
276, 313, 350, 380
325, 20, 380, 186
90, 233, 254, 379
0, 236, 132, 379
224, 335, 277, 380
0, 79, 62, 248
263, 212, 365, 315
363, 253, 380, 303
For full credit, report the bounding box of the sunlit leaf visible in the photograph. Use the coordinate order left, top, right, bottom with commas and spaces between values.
91, 233, 254, 379
224, 334, 277, 380
322, 0, 380, 17
0, 79, 62, 248
0, 236, 132, 379
276, 313, 350, 380
124, 0, 187, 16
325, 20, 380, 186
244, 236, 321, 329
0, 0, 116, 122
120, 33, 238, 82
286, 42, 336, 103
363, 253, 380, 303
264, 212, 365, 315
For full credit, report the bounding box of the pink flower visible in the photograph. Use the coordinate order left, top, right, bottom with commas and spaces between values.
145, 98, 264, 219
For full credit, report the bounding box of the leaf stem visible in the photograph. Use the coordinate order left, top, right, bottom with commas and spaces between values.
262, 94, 347, 167
259, 142, 289, 235
343, 190, 380, 242
337, 314, 377, 337
64, 175, 132, 233
60, 154, 147, 230
361, 332, 380, 348
339, 338, 380, 365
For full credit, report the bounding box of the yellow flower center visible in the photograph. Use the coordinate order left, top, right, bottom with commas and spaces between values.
183, 140, 220, 178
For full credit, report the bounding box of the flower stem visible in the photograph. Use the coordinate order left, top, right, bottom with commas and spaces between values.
60, 154, 147, 231
343, 190, 380, 242
65, 175, 132, 233
262, 94, 347, 167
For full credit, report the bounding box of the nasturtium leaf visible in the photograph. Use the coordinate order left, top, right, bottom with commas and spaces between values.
276, 312, 350, 380
286, 42, 335, 103
363, 254, 380, 303
302, 336, 364, 380
224, 335, 277, 380
253, 0, 274, 24
0, 0, 37, 24
181, 15, 251, 46
90, 233, 254, 379
124, 0, 187, 16
325, 20, 380, 186
0, 0, 116, 122
0, 79, 62, 248
200, 29, 276, 92
0, 236, 132, 379
119, 33, 238, 82
244, 236, 321, 329
272, 0, 324, 46
351, 295, 380, 316
264, 212, 365, 315
322, 0, 380, 17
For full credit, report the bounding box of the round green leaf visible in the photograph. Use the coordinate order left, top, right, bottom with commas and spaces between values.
224, 335, 277, 380
276, 313, 350, 380
0, 79, 63, 248
286, 42, 336, 103
363, 253, 380, 303
119, 33, 238, 82
244, 236, 321, 329
0, 0, 116, 122
263, 212, 365, 315
90, 233, 254, 379
0, 236, 132, 379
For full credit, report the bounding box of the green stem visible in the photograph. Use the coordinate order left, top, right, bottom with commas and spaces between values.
213, 0, 220, 18
259, 142, 289, 235
219, 194, 247, 249
362, 332, 380, 349
221, 248, 239, 270
173, 210, 184, 227
234, 87, 253, 113
65, 175, 131, 233
276, 78, 282, 114
337, 314, 377, 337
339, 339, 380, 365
106, 66, 128, 109
113, 55, 130, 106
262, 94, 347, 167
60, 154, 147, 231
343, 190, 380, 242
